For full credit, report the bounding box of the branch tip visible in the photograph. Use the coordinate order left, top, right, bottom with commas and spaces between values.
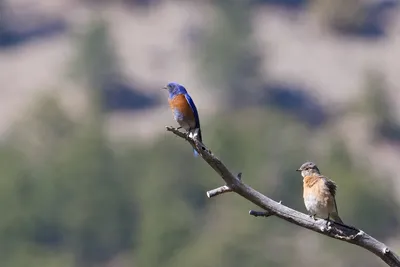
206, 185, 232, 198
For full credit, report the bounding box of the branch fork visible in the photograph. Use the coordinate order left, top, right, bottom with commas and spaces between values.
206, 173, 242, 198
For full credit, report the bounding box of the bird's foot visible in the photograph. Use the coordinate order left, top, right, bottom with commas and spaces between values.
188, 128, 200, 140
324, 217, 333, 230
310, 214, 317, 221
185, 131, 191, 138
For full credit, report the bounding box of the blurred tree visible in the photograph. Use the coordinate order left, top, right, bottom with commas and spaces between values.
0, 0, 5, 32
361, 70, 400, 143
55, 125, 137, 266
70, 18, 119, 116
70, 19, 118, 85
69, 18, 158, 113
196, 0, 264, 109
9, 93, 76, 164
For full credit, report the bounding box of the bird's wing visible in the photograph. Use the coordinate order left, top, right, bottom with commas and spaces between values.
324, 177, 337, 197
184, 93, 200, 129
323, 176, 340, 213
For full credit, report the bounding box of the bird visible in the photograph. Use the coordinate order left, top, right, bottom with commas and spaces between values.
163, 82, 202, 156
296, 161, 344, 224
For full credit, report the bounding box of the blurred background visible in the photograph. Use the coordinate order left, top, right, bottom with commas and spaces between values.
1, 0, 400, 266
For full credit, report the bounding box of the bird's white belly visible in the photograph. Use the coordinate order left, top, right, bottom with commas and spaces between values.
304, 195, 329, 219
176, 118, 191, 131
173, 109, 195, 131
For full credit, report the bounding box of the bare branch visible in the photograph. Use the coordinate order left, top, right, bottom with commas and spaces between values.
207, 185, 232, 198
166, 126, 400, 267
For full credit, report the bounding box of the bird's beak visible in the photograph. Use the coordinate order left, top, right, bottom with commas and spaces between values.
161, 86, 168, 90
295, 169, 301, 172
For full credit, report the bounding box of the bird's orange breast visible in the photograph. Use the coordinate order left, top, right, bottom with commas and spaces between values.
169, 94, 195, 120
303, 175, 332, 206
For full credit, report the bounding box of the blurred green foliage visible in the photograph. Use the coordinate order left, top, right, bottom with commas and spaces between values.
70, 18, 120, 92
361, 70, 400, 143
0, 91, 397, 267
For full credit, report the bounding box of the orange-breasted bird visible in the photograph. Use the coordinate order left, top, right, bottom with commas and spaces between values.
163, 82, 202, 156
296, 161, 343, 224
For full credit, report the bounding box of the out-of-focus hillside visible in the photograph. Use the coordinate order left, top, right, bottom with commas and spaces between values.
1, 0, 400, 267
2, 0, 400, 198
2, 0, 400, 134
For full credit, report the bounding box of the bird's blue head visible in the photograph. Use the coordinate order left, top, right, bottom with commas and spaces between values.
163, 82, 188, 99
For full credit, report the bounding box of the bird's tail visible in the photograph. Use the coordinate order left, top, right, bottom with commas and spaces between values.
330, 212, 344, 224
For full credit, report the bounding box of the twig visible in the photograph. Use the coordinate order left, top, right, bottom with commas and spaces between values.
249, 210, 274, 217
206, 172, 242, 198
166, 126, 400, 267
207, 185, 232, 198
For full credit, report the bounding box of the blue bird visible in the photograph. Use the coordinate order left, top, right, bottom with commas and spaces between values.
163, 82, 202, 156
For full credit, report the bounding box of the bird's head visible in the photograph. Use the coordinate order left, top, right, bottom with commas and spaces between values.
296, 161, 320, 177
162, 82, 188, 98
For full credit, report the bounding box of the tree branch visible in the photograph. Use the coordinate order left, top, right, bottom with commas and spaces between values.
166, 126, 400, 267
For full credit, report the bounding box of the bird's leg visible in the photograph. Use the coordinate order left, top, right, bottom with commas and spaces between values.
309, 214, 317, 220
325, 215, 333, 228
